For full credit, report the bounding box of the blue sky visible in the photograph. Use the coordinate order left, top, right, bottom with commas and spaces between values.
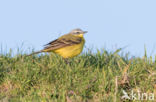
0, 0, 156, 57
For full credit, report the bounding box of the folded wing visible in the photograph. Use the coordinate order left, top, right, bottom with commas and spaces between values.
43, 34, 82, 51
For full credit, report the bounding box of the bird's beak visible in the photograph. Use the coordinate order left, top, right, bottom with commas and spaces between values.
83, 31, 88, 34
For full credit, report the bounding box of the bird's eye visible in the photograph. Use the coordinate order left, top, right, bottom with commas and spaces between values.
76, 32, 80, 34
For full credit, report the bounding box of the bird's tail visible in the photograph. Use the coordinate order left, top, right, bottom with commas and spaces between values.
27, 50, 43, 56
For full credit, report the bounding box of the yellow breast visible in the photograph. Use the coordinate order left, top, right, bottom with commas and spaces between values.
53, 37, 85, 58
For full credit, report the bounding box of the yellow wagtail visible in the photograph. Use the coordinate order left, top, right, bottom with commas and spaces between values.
29, 28, 87, 58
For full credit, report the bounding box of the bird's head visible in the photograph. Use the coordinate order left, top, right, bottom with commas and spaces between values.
70, 28, 87, 37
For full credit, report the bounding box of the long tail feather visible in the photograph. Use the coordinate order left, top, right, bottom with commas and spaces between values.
27, 50, 43, 56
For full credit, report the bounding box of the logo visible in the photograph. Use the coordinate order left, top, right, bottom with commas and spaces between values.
121, 90, 154, 101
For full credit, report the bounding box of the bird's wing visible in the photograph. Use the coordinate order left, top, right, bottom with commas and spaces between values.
43, 34, 82, 51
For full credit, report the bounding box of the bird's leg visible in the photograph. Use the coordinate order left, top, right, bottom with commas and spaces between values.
64, 58, 70, 64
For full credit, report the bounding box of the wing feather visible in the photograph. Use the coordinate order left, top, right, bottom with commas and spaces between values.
43, 34, 81, 51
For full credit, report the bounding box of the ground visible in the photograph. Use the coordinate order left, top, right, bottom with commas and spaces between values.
0, 49, 156, 102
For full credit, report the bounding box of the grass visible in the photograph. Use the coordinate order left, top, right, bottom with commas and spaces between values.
0, 48, 156, 102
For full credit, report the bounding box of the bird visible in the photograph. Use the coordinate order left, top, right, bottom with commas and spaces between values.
28, 28, 87, 58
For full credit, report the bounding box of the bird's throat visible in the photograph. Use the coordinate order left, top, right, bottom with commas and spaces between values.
74, 34, 84, 38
